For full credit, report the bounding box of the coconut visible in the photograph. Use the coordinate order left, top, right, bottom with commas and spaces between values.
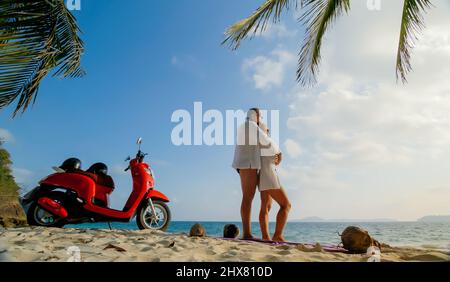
340, 226, 381, 253
223, 224, 240, 239
189, 223, 206, 237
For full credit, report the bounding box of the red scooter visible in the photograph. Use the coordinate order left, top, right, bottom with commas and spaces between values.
21, 138, 171, 230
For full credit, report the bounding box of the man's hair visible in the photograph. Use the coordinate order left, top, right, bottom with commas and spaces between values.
249, 107, 260, 115
248, 108, 261, 123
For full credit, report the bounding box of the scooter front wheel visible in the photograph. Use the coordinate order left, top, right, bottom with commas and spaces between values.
136, 200, 171, 231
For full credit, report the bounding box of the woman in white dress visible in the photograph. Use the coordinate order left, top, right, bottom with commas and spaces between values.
258, 122, 291, 242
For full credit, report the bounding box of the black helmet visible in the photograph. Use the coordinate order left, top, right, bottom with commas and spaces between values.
60, 158, 82, 171
87, 162, 108, 176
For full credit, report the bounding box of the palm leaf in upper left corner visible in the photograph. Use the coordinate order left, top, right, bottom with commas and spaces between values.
0, 0, 85, 116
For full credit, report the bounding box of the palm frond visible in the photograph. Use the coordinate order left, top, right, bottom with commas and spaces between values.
396, 0, 432, 83
222, 0, 296, 49
0, 0, 85, 116
297, 0, 350, 86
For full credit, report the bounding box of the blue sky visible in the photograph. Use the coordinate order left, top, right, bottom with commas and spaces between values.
2, 0, 450, 221
0, 0, 298, 220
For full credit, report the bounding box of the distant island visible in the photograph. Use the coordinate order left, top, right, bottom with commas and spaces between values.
293, 217, 397, 223
293, 215, 450, 223
417, 215, 450, 222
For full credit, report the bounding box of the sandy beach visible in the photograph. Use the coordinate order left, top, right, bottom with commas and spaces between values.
0, 227, 448, 262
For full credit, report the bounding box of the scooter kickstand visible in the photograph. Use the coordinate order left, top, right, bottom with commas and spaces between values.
107, 222, 112, 230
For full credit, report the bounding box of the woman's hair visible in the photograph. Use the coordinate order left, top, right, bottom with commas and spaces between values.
259, 122, 269, 134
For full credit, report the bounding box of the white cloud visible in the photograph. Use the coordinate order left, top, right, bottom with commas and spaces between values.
12, 168, 33, 187
242, 49, 295, 91
258, 23, 297, 39
416, 26, 450, 52
111, 164, 128, 176
170, 55, 205, 78
287, 79, 450, 166
284, 139, 302, 159
0, 128, 14, 143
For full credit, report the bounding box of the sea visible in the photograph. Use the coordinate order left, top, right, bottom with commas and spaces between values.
67, 221, 450, 251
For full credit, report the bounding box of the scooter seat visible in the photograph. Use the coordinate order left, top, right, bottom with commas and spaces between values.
72, 170, 115, 189
96, 175, 115, 190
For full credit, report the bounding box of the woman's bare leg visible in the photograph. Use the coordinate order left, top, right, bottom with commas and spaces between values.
239, 169, 258, 239
266, 188, 291, 242
259, 192, 272, 241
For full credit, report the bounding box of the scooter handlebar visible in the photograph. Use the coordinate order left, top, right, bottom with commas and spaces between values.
124, 150, 148, 171
136, 150, 148, 163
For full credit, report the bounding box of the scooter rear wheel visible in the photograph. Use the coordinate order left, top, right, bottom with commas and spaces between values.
27, 191, 67, 228
136, 200, 171, 231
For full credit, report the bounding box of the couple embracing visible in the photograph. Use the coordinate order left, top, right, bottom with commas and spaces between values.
232, 108, 291, 242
